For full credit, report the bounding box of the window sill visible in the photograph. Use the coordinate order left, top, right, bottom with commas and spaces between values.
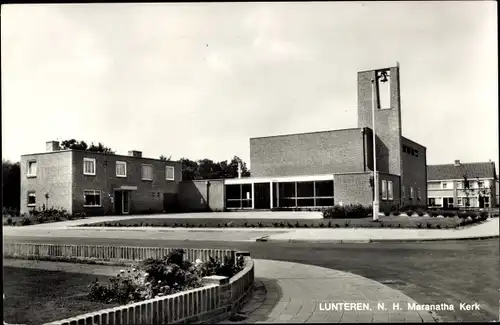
83, 173, 96, 176
142, 178, 153, 181
26, 175, 37, 178
166, 178, 175, 181
83, 205, 102, 208
27, 204, 36, 207
116, 175, 127, 178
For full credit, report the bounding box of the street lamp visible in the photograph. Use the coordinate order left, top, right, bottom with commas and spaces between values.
371, 77, 379, 221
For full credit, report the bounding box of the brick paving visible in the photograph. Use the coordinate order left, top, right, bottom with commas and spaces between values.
222, 259, 439, 323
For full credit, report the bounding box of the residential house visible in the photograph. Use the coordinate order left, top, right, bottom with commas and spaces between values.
20, 141, 182, 216
427, 160, 497, 209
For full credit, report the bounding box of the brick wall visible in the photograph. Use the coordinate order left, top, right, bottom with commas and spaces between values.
401, 137, 427, 206
178, 180, 225, 212
20, 151, 73, 215
333, 173, 373, 206
71, 151, 182, 215
250, 128, 366, 177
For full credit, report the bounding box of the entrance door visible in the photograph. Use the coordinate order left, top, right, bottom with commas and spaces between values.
254, 183, 270, 209
122, 191, 130, 214
443, 197, 454, 209
114, 191, 123, 215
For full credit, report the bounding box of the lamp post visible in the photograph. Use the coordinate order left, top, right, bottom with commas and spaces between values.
371, 76, 379, 221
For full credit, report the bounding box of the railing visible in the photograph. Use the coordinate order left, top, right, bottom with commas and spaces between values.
3, 243, 235, 265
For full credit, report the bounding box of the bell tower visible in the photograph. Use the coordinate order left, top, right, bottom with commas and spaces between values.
357, 65, 403, 176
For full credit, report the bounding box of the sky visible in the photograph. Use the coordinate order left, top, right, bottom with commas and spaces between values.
1, 2, 498, 170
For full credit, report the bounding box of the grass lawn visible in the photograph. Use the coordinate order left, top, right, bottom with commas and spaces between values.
3, 266, 118, 325
80, 215, 467, 229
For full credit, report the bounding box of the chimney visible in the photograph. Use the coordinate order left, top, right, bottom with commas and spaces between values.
454, 160, 461, 167
46, 141, 60, 152
128, 150, 142, 158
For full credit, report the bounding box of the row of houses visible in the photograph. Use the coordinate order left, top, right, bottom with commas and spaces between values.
19, 66, 498, 215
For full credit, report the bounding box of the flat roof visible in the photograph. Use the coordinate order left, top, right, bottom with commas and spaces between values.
250, 127, 365, 140
21, 149, 180, 164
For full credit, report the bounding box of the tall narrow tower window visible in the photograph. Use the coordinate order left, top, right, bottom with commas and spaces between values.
377, 70, 391, 109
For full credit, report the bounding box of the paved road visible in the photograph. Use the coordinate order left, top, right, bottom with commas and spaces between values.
5, 236, 498, 322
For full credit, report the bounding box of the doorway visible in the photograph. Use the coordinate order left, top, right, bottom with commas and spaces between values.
114, 190, 130, 215
254, 183, 270, 209
443, 197, 454, 209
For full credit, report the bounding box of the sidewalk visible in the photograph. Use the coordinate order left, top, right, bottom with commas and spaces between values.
257, 217, 499, 243
3, 258, 439, 323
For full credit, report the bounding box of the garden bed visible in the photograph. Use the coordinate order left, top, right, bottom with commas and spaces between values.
3, 207, 87, 226
78, 215, 484, 229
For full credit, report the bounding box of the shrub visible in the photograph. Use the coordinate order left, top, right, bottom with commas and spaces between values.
6, 217, 13, 225
344, 221, 350, 227
294, 221, 300, 228
416, 223, 422, 228
383, 210, 390, 216
319, 222, 324, 228
258, 222, 264, 228
430, 210, 439, 217
406, 210, 414, 216
415, 208, 425, 217
323, 204, 369, 219
426, 223, 432, 229
21, 216, 32, 226
436, 224, 441, 229
457, 211, 469, 219
327, 221, 332, 228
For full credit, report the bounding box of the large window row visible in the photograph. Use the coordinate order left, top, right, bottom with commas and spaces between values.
276, 181, 334, 208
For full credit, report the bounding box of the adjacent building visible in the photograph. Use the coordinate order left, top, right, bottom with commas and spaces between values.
427, 160, 497, 209
179, 66, 428, 212
20, 141, 182, 216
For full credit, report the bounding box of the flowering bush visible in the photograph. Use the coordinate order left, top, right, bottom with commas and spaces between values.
88, 249, 245, 305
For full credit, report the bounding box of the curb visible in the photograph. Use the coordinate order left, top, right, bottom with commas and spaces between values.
255, 235, 499, 244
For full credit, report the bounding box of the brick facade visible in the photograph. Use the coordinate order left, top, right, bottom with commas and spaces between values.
250, 128, 367, 177
401, 137, 427, 206
20, 151, 73, 215
20, 149, 182, 216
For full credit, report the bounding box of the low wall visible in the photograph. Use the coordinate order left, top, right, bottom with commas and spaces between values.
44, 254, 254, 325
3, 243, 235, 265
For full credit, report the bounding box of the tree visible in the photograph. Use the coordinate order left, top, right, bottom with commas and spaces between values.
461, 172, 472, 208
2, 160, 21, 212
60, 139, 114, 153
159, 155, 172, 161
178, 156, 251, 181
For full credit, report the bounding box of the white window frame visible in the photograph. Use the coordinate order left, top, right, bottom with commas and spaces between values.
141, 164, 153, 181
83, 190, 102, 207
478, 181, 484, 188
456, 181, 463, 189
116, 161, 127, 178
410, 187, 414, 199
442, 182, 448, 189
27, 160, 37, 177
166, 166, 175, 181
388, 181, 393, 200
83, 158, 96, 176
27, 191, 36, 207
457, 197, 463, 206
381, 180, 387, 200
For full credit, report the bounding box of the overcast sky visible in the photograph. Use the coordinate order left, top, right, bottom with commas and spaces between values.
1, 2, 498, 170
